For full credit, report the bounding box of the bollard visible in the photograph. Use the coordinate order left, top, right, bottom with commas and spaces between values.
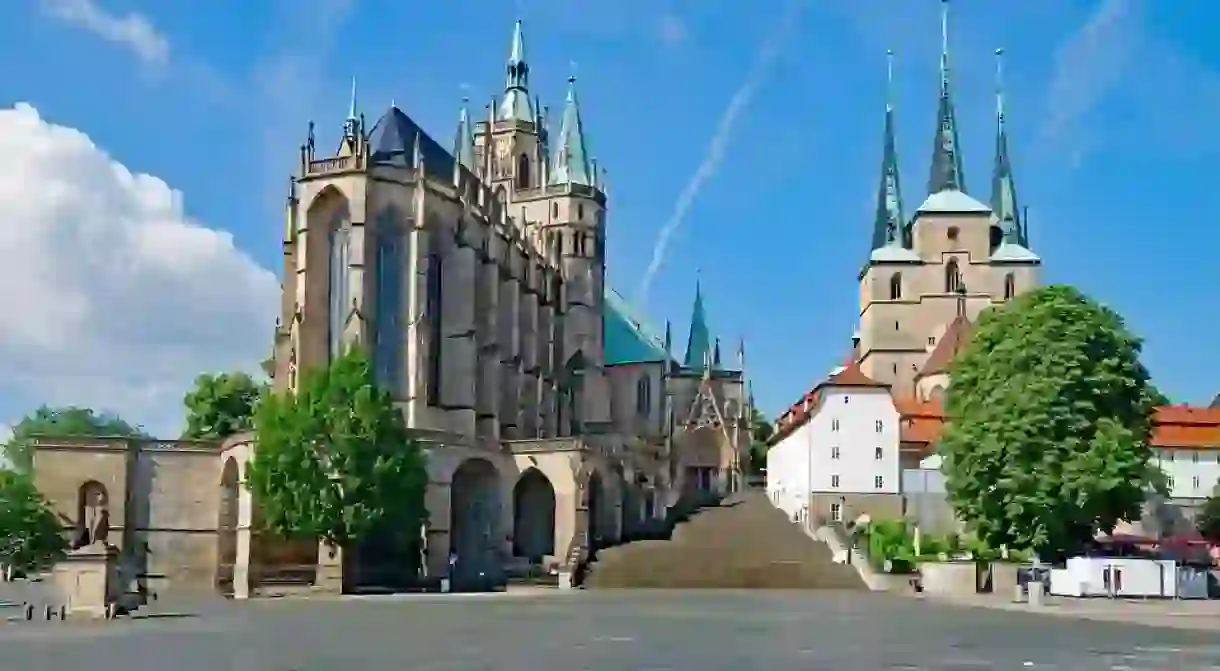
1028, 582, 1043, 608
1013, 583, 1025, 603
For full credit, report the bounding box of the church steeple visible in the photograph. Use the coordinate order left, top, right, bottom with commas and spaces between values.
927, 0, 965, 195
683, 280, 712, 371
499, 20, 534, 121
990, 49, 1024, 246
548, 76, 594, 186
871, 50, 905, 252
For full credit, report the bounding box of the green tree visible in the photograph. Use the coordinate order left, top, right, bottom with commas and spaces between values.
182, 372, 266, 440
0, 470, 67, 574
939, 285, 1162, 562
1196, 485, 1220, 543
743, 408, 774, 476
3, 407, 147, 474
245, 348, 429, 553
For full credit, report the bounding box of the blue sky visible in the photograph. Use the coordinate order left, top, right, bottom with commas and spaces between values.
1, 0, 1218, 434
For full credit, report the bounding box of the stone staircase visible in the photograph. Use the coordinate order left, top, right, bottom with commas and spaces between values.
582, 492, 867, 589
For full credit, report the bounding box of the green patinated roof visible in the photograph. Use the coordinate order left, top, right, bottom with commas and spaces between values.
683, 282, 712, 370
603, 288, 671, 366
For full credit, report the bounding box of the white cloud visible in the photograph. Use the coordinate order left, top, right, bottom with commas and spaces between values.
39, 0, 170, 67
0, 104, 278, 437
1039, 0, 1140, 152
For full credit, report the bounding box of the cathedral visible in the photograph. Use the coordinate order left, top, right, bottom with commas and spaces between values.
255, 19, 749, 591
854, 7, 1039, 397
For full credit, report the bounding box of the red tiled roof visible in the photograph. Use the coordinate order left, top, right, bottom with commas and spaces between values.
895, 400, 1220, 453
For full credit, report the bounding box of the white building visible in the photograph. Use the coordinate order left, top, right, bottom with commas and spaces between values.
766, 363, 901, 526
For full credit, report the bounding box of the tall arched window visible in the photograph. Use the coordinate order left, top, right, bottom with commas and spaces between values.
1003, 272, 1016, 300
373, 212, 407, 393
425, 250, 443, 405
944, 259, 961, 294
516, 153, 531, 189
328, 211, 352, 358
888, 272, 902, 300
636, 374, 651, 417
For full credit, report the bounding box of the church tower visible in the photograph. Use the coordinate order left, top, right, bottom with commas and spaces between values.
856, 0, 1040, 396
475, 20, 547, 205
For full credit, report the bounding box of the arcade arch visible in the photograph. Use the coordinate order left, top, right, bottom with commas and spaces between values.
449, 458, 503, 590
512, 468, 556, 562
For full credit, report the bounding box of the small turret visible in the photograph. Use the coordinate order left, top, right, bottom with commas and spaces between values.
499, 20, 534, 122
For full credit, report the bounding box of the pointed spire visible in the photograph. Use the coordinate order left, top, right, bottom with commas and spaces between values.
664, 321, 673, 354
683, 280, 712, 371
713, 337, 722, 368
549, 76, 594, 187
928, 0, 966, 195
343, 76, 359, 139
453, 97, 475, 172
990, 48, 1024, 246
498, 20, 534, 121
871, 49, 906, 251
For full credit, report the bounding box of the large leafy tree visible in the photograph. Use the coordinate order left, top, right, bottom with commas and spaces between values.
939, 285, 1162, 561
3, 407, 147, 473
0, 470, 67, 574
182, 372, 266, 440
245, 347, 428, 552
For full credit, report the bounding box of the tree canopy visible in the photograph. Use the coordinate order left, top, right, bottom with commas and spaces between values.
182, 372, 266, 440
3, 406, 147, 473
245, 348, 428, 551
1197, 485, 1220, 543
0, 470, 66, 572
744, 408, 774, 476
939, 284, 1162, 561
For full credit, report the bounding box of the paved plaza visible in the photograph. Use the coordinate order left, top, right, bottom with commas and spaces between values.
3, 590, 1220, 670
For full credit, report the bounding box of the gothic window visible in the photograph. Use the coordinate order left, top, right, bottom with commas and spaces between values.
945, 259, 961, 294
1004, 272, 1016, 300
577, 203, 584, 220
425, 251, 443, 405
328, 215, 351, 358
552, 203, 559, 218
888, 272, 902, 300
373, 217, 406, 393
636, 374, 651, 417
565, 352, 586, 435
989, 225, 1003, 254
516, 153, 530, 189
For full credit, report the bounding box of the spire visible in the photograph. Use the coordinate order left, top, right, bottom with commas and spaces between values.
990, 49, 1024, 246
453, 97, 475, 172
713, 337, 722, 368
548, 76, 594, 186
664, 321, 673, 354
683, 280, 712, 371
343, 76, 359, 140
928, 0, 965, 194
871, 50, 906, 251
498, 20, 534, 121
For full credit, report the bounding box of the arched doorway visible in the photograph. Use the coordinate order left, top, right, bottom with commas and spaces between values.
217, 458, 240, 595
512, 468, 555, 563
450, 458, 503, 591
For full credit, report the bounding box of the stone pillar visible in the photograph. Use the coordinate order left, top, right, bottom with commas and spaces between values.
475, 239, 500, 438
519, 286, 540, 436
233, 467, 254, 600
498, 251, 522, 437
315, 541, 343, 594
441, 243, 478, 435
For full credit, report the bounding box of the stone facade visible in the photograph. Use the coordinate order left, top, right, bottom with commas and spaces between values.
28, 21, 749, 596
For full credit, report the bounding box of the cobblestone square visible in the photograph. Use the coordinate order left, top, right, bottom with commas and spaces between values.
4, 590, 1220, 670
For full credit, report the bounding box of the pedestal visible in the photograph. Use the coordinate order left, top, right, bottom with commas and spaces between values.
51, 542, 119, 619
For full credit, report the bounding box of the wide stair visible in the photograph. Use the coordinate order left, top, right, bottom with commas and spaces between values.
583, 492, 866, 589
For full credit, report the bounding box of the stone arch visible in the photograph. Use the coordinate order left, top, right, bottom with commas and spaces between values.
304, 186, 352, 362
512, 468, 555, 562
74, 480, 109, 547
516, 152, 531, 189
217, 457, 240, 594
944, 259, 961, 294
449, 458, 503, 591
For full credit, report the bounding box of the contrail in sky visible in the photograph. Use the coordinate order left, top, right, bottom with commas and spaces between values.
635, 0, 807, 305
